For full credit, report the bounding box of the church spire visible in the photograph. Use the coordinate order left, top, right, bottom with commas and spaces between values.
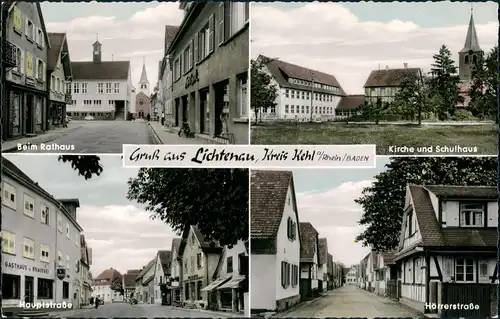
139, 57, 149, 84
460, 11, 482, 53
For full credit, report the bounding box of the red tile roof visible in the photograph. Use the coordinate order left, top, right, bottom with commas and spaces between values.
299, 222, 319, 263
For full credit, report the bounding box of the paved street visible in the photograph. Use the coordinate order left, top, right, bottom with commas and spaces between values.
53, 303, 239, 318
280, 285, 421, 318
5, 120, 155, 154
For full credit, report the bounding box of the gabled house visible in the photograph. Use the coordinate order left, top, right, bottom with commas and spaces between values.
299, 222, 320, 300
317, 238, 328, 292
366, 250, 377, 292
394, 185, 497, 318
346, 266, 357, 285
359, 253, 370, 289
178, 225, 222, 309
170, 238, 182, 304
46, 32, 72, 128
326, 253, 333, 290
374, 250, 397, 297
135, 259, 155, 303
250, 170, 301, 313
122, 269, 141, 300
205, 240, 249, 314
331, 261, 342, 288
91, 268, 122, 303
363, 65, 422, 105
153, 250, 172, 305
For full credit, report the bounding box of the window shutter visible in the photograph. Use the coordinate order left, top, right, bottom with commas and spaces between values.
218, 3, 224, 44
224, 3, 231, 40
244, 3, 249, 22
41, 30, 44, 48
25, 18, 28, 37
42, 62, 46, 82
193, 33, 198, 63
179, 54, 183, 75
20, 50, 25, 74
209, 14, 215, 52
34, 59, 38, 80
281, 262, 285, 288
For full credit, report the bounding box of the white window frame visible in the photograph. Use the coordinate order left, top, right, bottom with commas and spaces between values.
97, 83, 104, 94
229, 2, 246, 37
2, 231, 16, 255
73, 83, 80, 94
459, 203, 484, 227
479, 260, 489, 281
57, 214, 63, 232
41, 204, 49, 225
23, 193, 35, 218
105, 83, 112, 94
114, 83, 120, 94
66, 255, 70, 270
40, 244, 50, 263
455, 258, 475, 283
82, 83, 88, 94
238, 76, 248, 118
23, 237, 35, 260
2, 182, 17, 210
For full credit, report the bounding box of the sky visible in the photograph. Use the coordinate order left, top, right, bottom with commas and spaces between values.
291, 157, 391, 266
4, 155, 177, 277
40, 1, 184, 89
251, 2, 498, 94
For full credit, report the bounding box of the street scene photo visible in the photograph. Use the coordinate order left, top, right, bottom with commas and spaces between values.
250, 157, 497, 318
1, 1, 250, 154
250, 2, 498, 155
1, 155, 249, 318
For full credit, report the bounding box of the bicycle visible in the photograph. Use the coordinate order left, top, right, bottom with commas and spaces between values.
178, 121, 193, 138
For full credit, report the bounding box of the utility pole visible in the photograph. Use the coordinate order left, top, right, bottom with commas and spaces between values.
309, 70, 315, 122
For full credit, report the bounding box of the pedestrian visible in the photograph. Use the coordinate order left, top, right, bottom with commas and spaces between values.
161, 112, 165, 126
95, 296, 99, 309
147, 113, 151, 122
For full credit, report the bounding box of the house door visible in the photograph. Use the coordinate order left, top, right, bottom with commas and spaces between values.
199, 91, 206, 133
25, 94, 34, 134
181, 96, 188, 122
24, 276, 34, 303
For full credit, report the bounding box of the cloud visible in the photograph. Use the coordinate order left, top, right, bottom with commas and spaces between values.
297, 180, 373, 266
77, 205, 178, 277
251, 3, 498, 94
44, 3, 184, 86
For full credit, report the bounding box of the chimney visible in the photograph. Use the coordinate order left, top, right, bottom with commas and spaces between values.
404, 63, 408, 69
385, 65, 389, 71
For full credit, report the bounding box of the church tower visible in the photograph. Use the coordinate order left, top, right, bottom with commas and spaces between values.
458, 10, 484, 81
93, 35, 102, 64
138, 58, 150, 96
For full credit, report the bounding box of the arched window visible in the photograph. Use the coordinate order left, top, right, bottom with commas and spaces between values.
464, 55, 469, 64
472, 55, 477, 64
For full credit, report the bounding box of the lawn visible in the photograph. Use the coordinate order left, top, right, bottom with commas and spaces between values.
251, 122, 498, 155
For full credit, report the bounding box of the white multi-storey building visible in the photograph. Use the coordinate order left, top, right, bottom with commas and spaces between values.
255, 55, 346, 121
66, 40, 132, 121
159, 25, 180, 128
91, 268, 122, 303
1, 157, 83, 313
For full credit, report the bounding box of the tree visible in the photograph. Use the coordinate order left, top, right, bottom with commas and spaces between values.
428, 45, 464, 120
468, 45, 498, 122
355, 157, 497, 251
58, 155, 103, 180
251, 59, 278, 124
110, 277, 124, 296
360, 97, 389, 124
390, 72, 430, 124
127, 168, 248, 247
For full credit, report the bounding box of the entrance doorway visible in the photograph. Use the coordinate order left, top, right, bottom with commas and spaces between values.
25, 94, 34, 135
181, 96, 188, 122
199, 90, 209, 134
24, 276, 34, 303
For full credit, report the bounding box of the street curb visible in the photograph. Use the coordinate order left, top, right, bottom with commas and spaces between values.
277, 291, 330, 317
147, 123, 163, 145
2, 125, 84, 153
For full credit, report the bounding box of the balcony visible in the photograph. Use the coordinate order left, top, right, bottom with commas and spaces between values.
65, 93, 72, 104
3, 41, 17, 68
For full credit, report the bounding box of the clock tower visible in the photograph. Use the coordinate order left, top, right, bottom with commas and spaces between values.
93, 36, 102, 64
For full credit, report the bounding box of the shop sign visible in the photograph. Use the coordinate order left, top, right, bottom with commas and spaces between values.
56, 267, 66, 280
4, 261, 50, 275
185, 69, 199, 89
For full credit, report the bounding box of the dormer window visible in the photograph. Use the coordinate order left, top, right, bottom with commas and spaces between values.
459, 203, 484, 227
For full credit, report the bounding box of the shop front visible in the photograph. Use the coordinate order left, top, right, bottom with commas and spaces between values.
1, 253, 54, 310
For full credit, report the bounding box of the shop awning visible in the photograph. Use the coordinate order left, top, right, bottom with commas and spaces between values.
200, 275, 231, 292
217, 275, 246, 289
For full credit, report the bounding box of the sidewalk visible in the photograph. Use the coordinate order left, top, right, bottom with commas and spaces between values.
2, 123, 83, 152
148, 121, 206, 145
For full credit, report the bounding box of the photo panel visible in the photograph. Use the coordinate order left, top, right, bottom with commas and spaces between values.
1, 154, 249, 317
2, 1, 250, 154
250, 157, 497, 318
250, 2, 498, 155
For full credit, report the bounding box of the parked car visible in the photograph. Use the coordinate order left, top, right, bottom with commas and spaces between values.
84, 115, 94, 121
